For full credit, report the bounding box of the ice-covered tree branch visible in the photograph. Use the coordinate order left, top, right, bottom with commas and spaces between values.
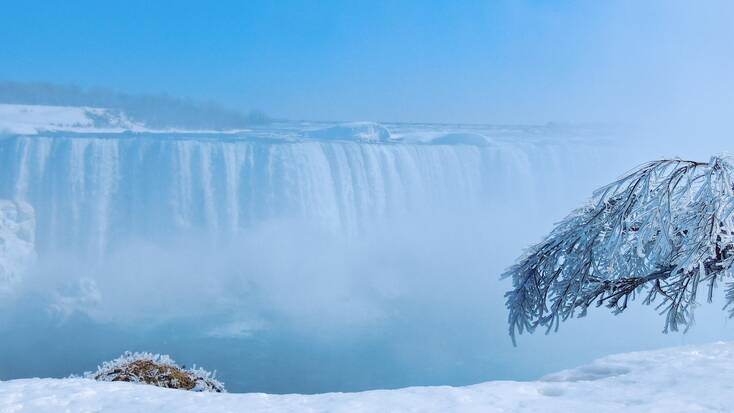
503, 156, 734, 344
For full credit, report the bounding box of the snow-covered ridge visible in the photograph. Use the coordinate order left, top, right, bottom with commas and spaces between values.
0, 104, 251, 135
1, 342, 731, 412
0, 104, 147, 135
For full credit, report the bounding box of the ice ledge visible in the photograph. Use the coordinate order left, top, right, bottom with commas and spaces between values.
1, 341, 733, 412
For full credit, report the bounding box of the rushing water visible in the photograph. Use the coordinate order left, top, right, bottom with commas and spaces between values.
0, 130, 612, 257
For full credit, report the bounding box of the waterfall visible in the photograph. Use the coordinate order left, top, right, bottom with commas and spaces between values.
0, 133, 616, 257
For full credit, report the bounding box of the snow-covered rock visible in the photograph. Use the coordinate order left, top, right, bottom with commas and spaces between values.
2, 341, 734, 412
0, 200, 35, 293
304, 122, 393, 143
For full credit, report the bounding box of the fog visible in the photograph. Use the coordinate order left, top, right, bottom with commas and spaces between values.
4, 206, 734, 393
1, 0, 734, 396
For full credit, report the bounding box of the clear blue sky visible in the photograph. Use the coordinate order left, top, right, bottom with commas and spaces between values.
1, 1, 732, 123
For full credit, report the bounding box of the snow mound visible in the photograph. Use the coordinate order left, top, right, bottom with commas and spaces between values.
3, 342, 734, 412
0, 200, 35, 293
0, 104, 145, 135
304, 122, 393, 143
430, 132, 491, 146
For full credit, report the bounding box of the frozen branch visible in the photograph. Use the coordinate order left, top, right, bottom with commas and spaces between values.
503, 156, 734, 344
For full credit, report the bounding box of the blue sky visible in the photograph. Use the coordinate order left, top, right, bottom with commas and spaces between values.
1, 1, 732, 123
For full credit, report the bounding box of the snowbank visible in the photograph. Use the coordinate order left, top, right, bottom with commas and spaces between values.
0, 104, 248, 135
2, 342, 733, 412
0, 104, 145, 135
304, 122, 393, 143
0, 200, 35, 293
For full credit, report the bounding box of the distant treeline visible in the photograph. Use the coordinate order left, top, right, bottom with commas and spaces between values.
0, 81, 270, 129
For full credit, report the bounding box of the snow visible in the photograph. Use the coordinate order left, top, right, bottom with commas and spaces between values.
0, 104, 249, 135
0, 200, 35, 293
2, 342, 734, 412
0, 104, 146, 134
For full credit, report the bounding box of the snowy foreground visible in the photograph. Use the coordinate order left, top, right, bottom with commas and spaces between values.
2, 342, 734, 413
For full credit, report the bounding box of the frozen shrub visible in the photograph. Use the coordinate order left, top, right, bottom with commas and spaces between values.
84, 351, 225, 392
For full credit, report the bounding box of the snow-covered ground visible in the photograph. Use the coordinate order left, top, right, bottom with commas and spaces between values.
0, 104, 251, 135
0, 104, 147, 134
1, 342, 733, 412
